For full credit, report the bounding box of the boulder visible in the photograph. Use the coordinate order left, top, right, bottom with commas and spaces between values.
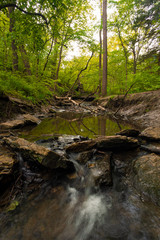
139, 127, 160, 141
0, 114, 40, 130
89, 153, 112, 186
96, 135, 139, 151
133, 153, 160, 205
3, 137, 73, 170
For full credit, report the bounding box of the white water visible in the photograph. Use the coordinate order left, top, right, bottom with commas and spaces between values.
57, 159, 112, 240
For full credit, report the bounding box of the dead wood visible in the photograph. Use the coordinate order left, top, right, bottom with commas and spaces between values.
114, 82, 136, 115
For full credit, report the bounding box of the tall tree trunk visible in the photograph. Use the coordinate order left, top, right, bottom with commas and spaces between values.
56, 44, 63, 80
99, 0, 103, 94
117, 25, 128, 91
51, 39, 58, 80
8, 5, 18, 71
19, 45, 31, 75
102, 0, 107, 97
133, 48, 137, 74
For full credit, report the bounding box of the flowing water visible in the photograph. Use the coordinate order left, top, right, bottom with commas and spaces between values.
0, 155, 160, 240
0, 112, 160, 240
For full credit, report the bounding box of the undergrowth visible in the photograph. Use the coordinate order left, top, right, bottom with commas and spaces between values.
0, 71, 53, 103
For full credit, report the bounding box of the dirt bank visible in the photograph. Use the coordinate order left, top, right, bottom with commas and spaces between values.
99, 90, 160, 130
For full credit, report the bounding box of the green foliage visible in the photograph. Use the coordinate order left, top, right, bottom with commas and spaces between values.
0, 0, 159, 102
0, 71, 53, 103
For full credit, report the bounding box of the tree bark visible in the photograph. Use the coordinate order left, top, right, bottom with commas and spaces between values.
102, 0, 107, 97
19, 45, 31, 75
133, 48, 137, 74
99, 0, 103, 94
117, 24, 128, 90
8, 5, 18, 71
56, 44, 63, 80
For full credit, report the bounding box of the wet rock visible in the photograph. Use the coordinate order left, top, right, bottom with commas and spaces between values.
96, 135, 139, 151
141, 144, 160, 154
89, 153, 112, 186
77, 150, 95, 164
139, 127, 160, 141
133, 153, 160, 205
3, 137, 73, 170
116, 129, 140, 137
66, 139, 96, 153
66, 135, 139, 153
0, 114, 40, 130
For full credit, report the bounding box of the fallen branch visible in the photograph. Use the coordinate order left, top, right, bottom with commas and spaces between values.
79, 85, 99, 106
114, 82, 136, 115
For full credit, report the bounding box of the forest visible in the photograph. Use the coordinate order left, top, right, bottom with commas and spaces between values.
0, 0, 159, 103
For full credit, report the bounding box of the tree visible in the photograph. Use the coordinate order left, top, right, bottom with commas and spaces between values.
102, 0, 107, 97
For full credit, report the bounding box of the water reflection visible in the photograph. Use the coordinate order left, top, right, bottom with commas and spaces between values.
21, 112, 130, 141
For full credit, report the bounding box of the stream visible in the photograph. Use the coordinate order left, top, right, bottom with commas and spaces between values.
0, 112, 160, 240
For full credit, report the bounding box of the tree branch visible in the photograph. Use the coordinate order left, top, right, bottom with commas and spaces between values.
0, 3, 48, 27
67, 52, 94, 97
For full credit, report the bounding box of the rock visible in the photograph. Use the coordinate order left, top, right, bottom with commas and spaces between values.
96, 135, 139, 151
66, 135, 139, 153
140, 127, 160, 141
77, 150, 95, 164
133, 153, 160, 205
0, 154, 15, 175
116, 129, 140, 137
3, 137, 73, 170
0, 119, 26, 130
141, 144, 160, 154
66, 139, 96, 153
89, 153, 112, 186
0, 114, 40, 130
0, 146, 18, 194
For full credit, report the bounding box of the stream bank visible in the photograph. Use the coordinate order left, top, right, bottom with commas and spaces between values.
0, 90, 160, 239
98, 89, 160, 129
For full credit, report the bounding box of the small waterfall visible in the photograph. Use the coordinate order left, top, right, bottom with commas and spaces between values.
57, 156, 112, 240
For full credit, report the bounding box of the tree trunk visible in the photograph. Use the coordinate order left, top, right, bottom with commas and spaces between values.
56, 44, 63, 80
133, 48, 137, 74
102, 0, 107, 97
51, 39, 58, 80
99, 0, 103, 94
8, 5, 18, 71
19, 45, 31, 75
117, 24, 128, 91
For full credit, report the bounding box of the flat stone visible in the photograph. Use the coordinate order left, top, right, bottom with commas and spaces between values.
96, 135, 139, 151
140, 127, 160, 141
116, 129, 140, 137
133, 153, 160, 205
0, 114, 39, 130
3, 137, 73, 170
66, 140, 96, 153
